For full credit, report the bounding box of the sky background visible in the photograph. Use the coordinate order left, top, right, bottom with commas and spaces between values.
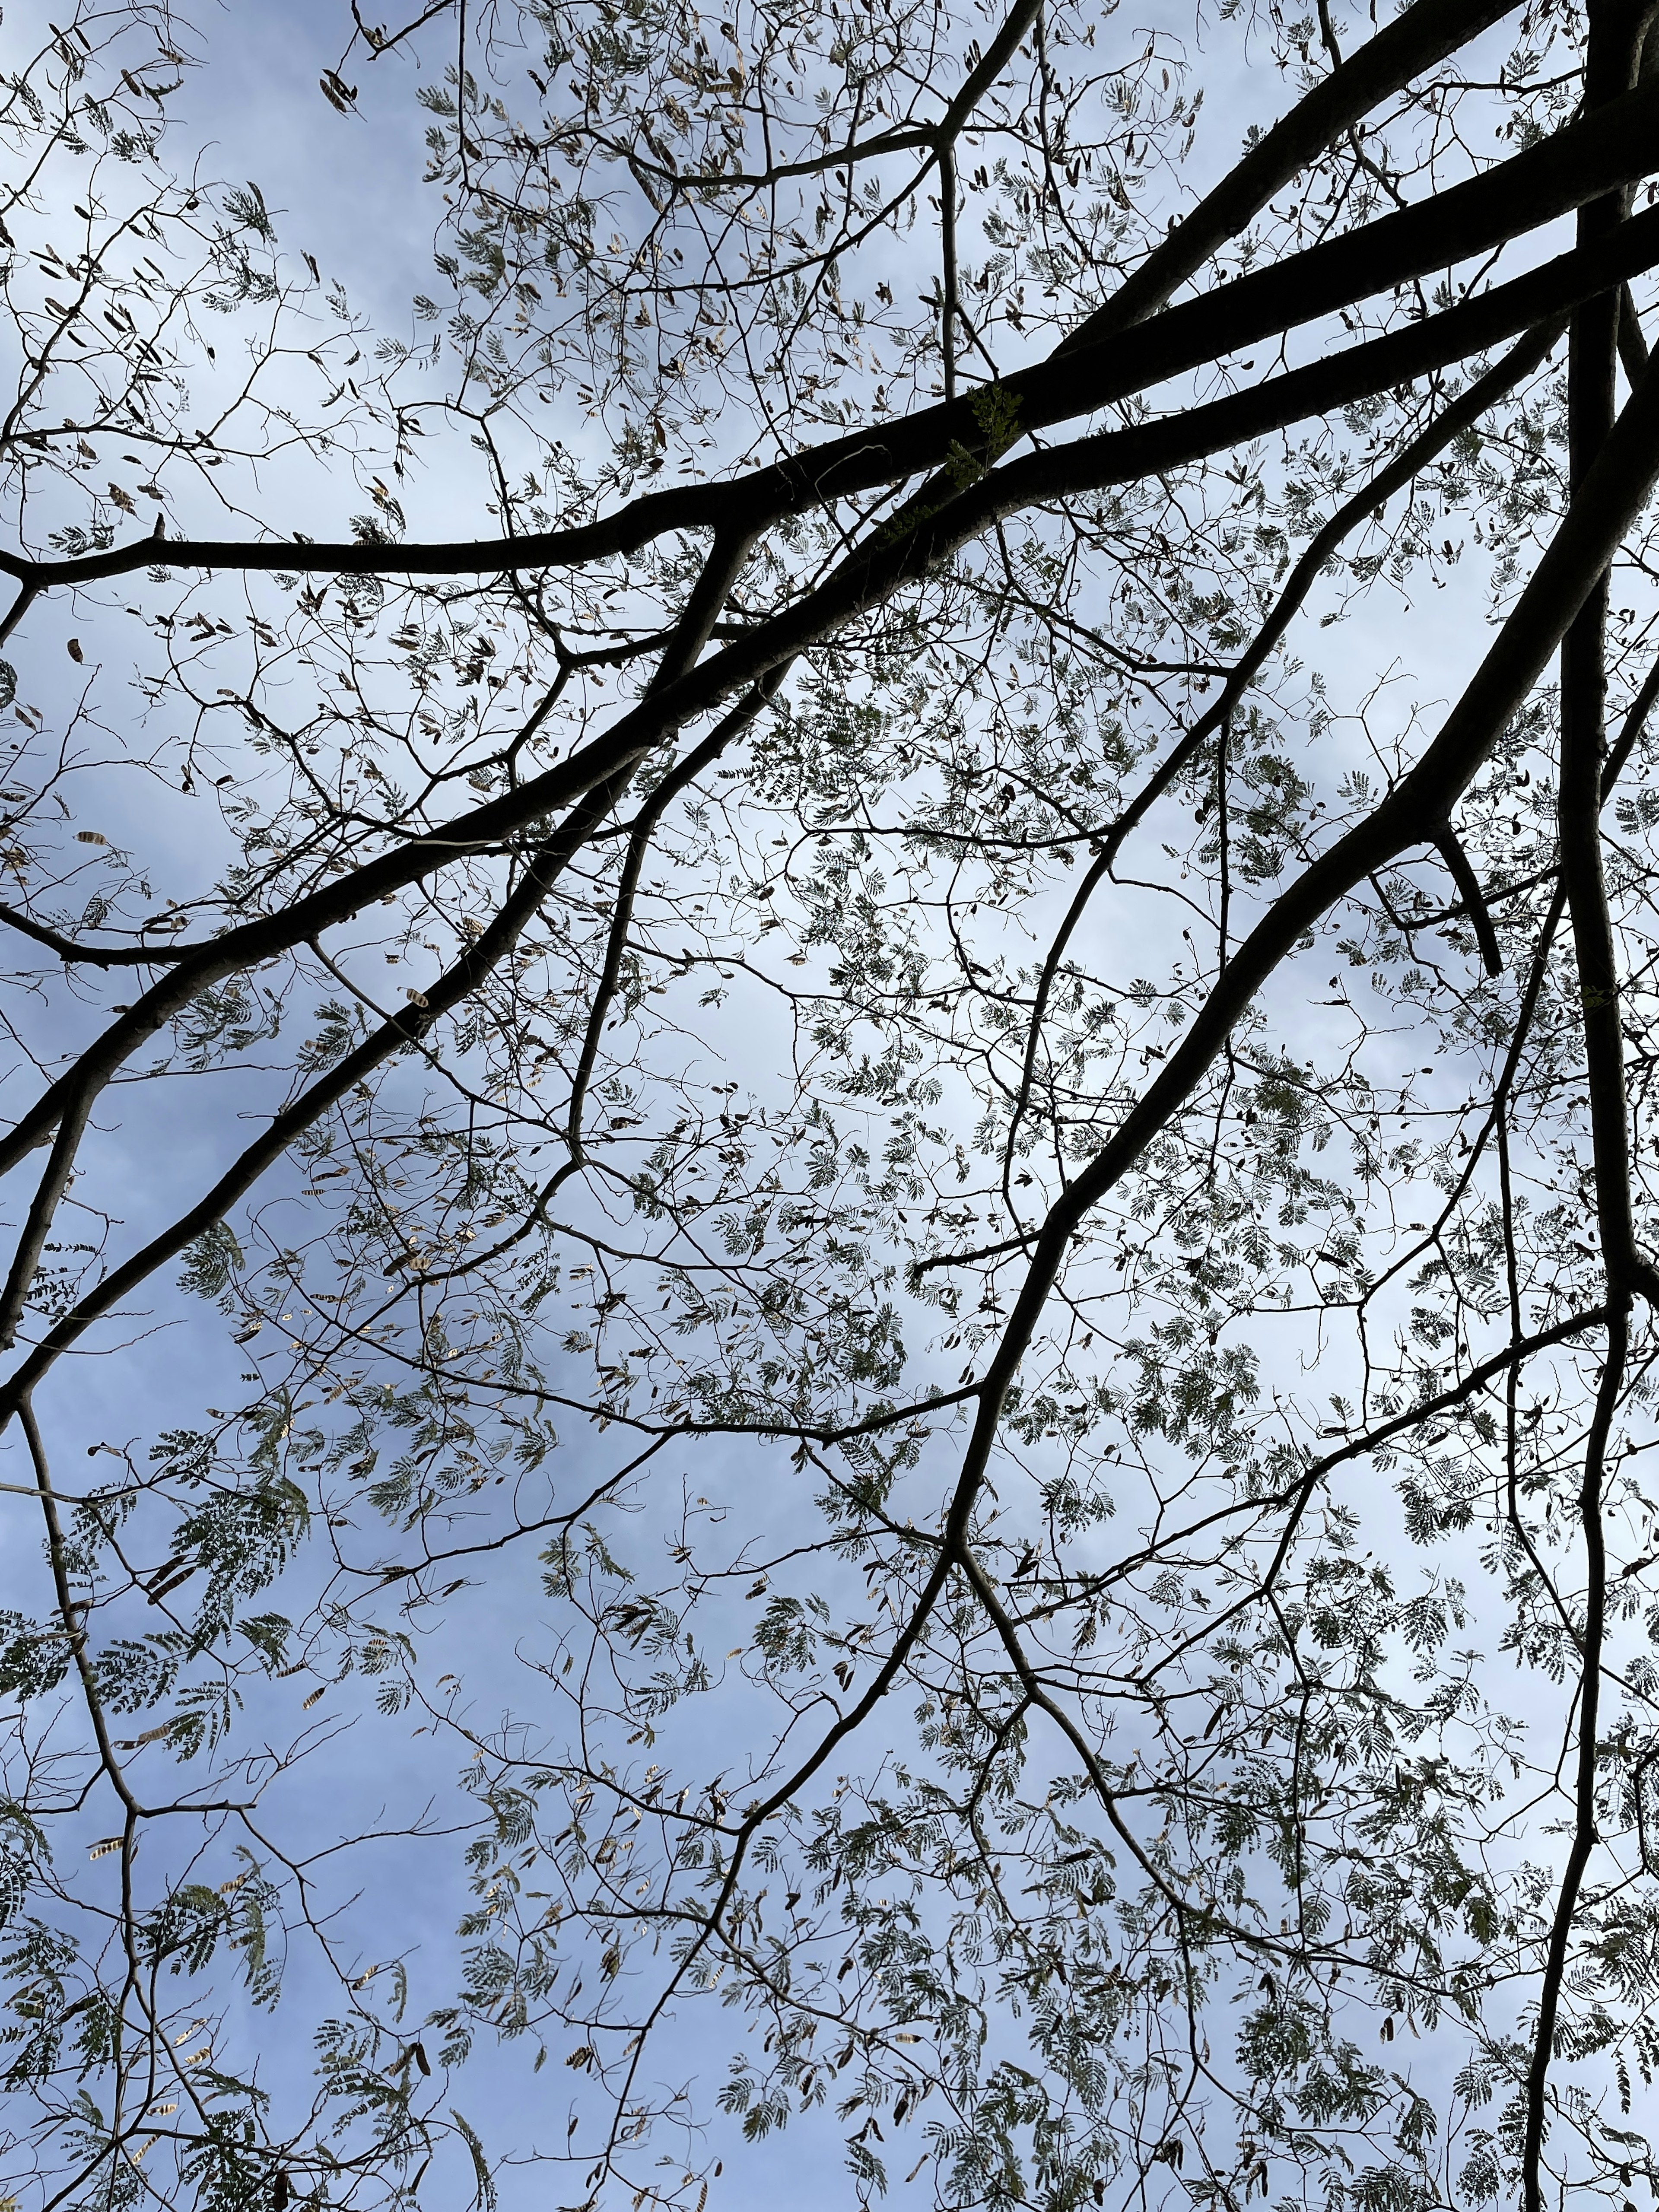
0, 0, 1567, 2204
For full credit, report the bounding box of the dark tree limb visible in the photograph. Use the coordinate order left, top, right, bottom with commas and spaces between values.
1524, 12, 1657, 2196
1520, 1308, 1625, 2212
928, 335, 1659, 1653
1063, 0, 1527, 341
2, 197, 1655, 1265
0, 766, 634, 1425
0, 220, 1648, 1207
1431, 822, 1504, 973
1619, 279, 1650, 380
0, 901, 190, 966
0, 670, 791, 1423
9, 79, 1659, 597
998, 318, 1559, 1201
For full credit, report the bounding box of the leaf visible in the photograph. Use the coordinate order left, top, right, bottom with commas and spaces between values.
450, 2109, 496, 2212
65, 639, 83, 663
179, 1220, 243, 1302
0, 1850, 32, 1929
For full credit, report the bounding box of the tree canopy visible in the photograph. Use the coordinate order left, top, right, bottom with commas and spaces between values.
1, 0, 1658, 2208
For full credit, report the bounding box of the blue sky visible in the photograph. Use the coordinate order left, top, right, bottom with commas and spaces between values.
0, 0, 1583, 2204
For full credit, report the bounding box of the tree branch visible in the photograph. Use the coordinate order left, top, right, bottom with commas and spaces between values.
10, 80, 1659, 595
1064, 0, 1526, 341
1431, 820, 1504, 974
929, 334, 1659, 1636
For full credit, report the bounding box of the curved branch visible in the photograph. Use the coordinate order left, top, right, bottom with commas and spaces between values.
0, 901, 188, 967
1065, 0, 1526, 341
931, 335, 1659, 1632
0, 763, 636, 1424
609, 0, 1040, 194
9, 79, 1659, 593
999, 317, 1560, 1198
1431, 821, 1504, 974
0, 222, 1645, 1225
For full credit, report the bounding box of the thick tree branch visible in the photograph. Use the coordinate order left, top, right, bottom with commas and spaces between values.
0, 900, 188, 967
1065, 0, 1526, 341
1524, 14, 1655, 2196
1431, 821, 1504, 973
998, 318, 1560, 1201
0, 223, 1649, 1206
9, 78, 1659, 597
933, 334, 1659, 1628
